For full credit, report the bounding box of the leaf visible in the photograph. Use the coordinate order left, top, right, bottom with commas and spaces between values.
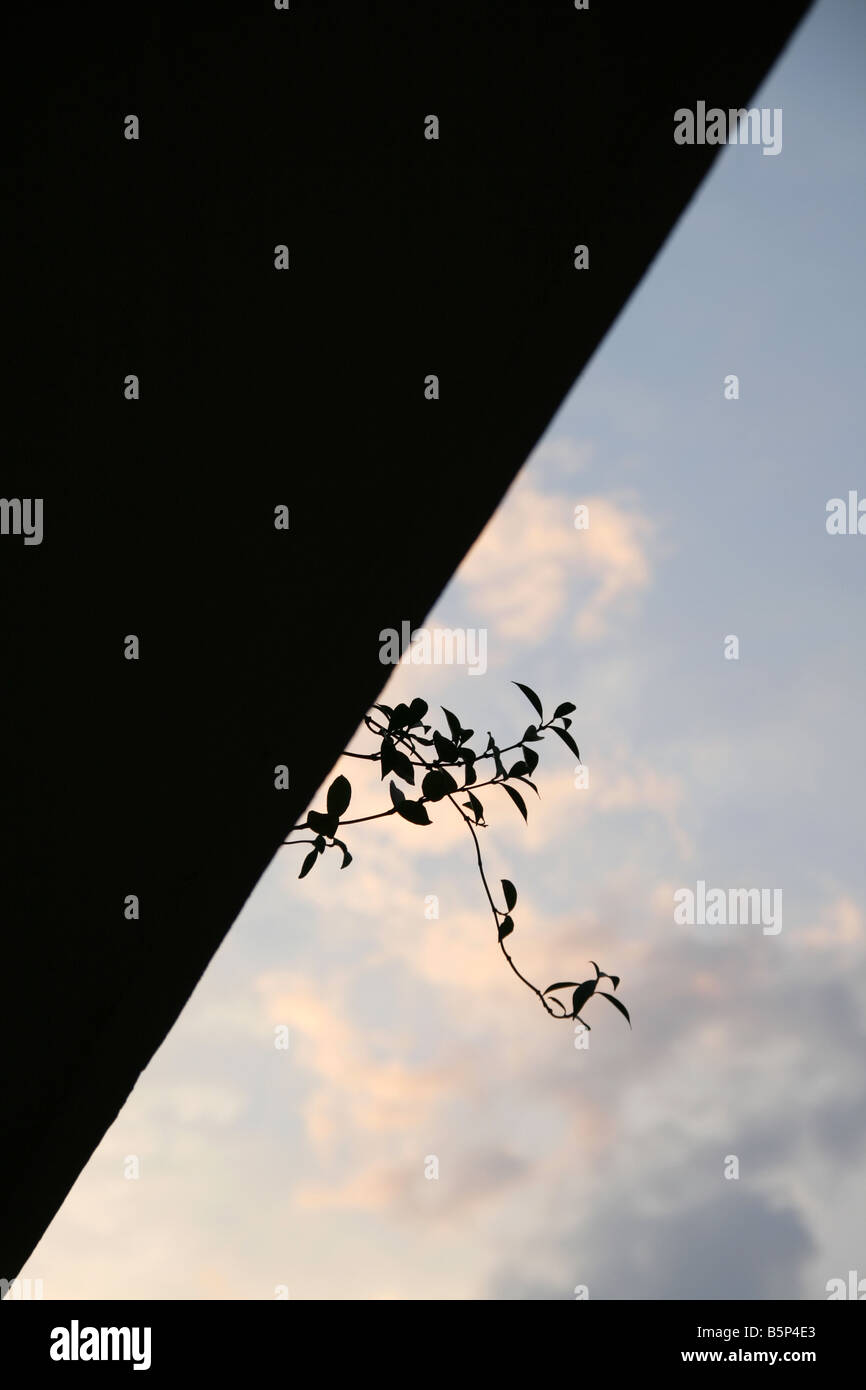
502, 879, 517, 912
553, 701, 576, 718
460, 748, 477, 785
464, 792, 484, 824
441, 706, 462, 743
391, 700, 417, 733
515, 775, 539, 797
389, 781, 405, 806
571, 979, 597, 1018
326, 775, 352, 819
512, 681, 544, 721
521, 744, 539, 775
396, 798, 431, 826
421, 768, 458, 802
543, 981, 581, 995
458, 727, 474, 745
407, 697, 428, 725
391, 748, 416, 785
498, 915, 514, 941
298, 847, 319, 879
508, 760, 528, 778
380, 737, 397, 779
389, 702, 411, 731
433, 730, 458, 763
522, 725, 543, 743
501, 783, 527, 821
307, 809, 337, 838
339, 845, 352, 869
551, 725, 580, 759
372, 703, 394, 719
590, 961, 620, 990
600, 991, 631, 1027
381, 735, 415, 783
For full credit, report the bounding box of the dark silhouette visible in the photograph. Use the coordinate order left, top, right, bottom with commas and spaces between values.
285, 682, 630, 1032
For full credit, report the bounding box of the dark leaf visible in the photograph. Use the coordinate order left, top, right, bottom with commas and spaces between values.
463, 761, 477, 787
441, 706, 462, 743
508, 760, 528, 778
391, 748, 416, 785
372, 703, 394, 719
458, 727, 474, 745
389, 702, 411, 731
339, 845, 352, 869
522, 725, 543, 743
421, 768, 458, 802
551, 725, 580, 759
326, 775, 352, 819
590, 961, 620, 990
407, 697, 429, 725
600, 992, 631, 1026
553, 701, 577, 718
298, 847, 319, 879
572, 979, 597, 1018
314, 835, 326, 852
396, 798, 431, 826
433, 730, 459, 763
513, 681, 544, 720
521, 745, 539, 775
515, 776, 539, 796
389, 781, 405, 807
501, 784, 528, 821
543, 981, 581, 995
498, 915, 514, 942
465, 792, 484, 823
502, 879, 517, 912
380, 737, 397, 779
307, 809, 337, 838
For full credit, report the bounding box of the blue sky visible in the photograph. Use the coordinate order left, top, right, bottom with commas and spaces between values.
19, 0, 866, 1300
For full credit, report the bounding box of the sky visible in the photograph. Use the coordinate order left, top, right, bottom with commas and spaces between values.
16, 0, 866, 1300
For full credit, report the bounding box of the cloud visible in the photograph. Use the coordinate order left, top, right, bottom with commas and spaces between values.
254, 972, 455, 1148
296, 1146, 530, 1218
490, 1187, 816, 1300
457, 474, 653, 646
797, 896, 864, 951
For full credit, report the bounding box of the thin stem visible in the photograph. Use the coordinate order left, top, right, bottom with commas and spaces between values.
449, 792, 569, 1021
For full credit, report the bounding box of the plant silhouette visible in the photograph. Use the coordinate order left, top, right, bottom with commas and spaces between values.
284, 681, 630, 1033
